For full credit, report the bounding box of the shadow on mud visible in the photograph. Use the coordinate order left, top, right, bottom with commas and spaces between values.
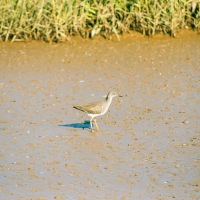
58, 120, 91, 131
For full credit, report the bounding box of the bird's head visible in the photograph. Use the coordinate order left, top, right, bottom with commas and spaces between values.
106, 91, 122, 100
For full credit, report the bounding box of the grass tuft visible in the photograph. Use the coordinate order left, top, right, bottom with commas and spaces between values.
0, 0, 199, 42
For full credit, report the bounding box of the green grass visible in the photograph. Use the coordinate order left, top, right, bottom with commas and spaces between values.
0, 0, 199, 42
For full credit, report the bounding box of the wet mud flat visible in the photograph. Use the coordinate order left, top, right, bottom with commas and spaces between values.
0, 31, 200, 199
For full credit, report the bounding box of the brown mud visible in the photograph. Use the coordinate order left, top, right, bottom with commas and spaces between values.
1, 30, 200, 199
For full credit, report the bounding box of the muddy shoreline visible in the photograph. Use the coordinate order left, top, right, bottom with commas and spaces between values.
1, 31, 200, 199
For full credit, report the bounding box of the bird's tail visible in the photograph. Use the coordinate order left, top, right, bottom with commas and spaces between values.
73, 106, 85, 112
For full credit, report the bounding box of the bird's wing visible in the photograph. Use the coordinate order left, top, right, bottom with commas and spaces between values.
73, 102, 104, 114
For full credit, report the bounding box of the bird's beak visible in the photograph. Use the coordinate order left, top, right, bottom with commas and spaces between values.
118, 94, 123, 97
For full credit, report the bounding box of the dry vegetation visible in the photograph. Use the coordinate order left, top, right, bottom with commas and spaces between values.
0, 0, 199, 42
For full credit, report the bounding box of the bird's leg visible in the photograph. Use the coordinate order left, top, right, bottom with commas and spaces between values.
90, 118, 93, 133
94, 118, 99, 131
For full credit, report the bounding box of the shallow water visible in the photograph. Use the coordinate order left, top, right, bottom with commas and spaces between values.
0, 31, 200, 199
